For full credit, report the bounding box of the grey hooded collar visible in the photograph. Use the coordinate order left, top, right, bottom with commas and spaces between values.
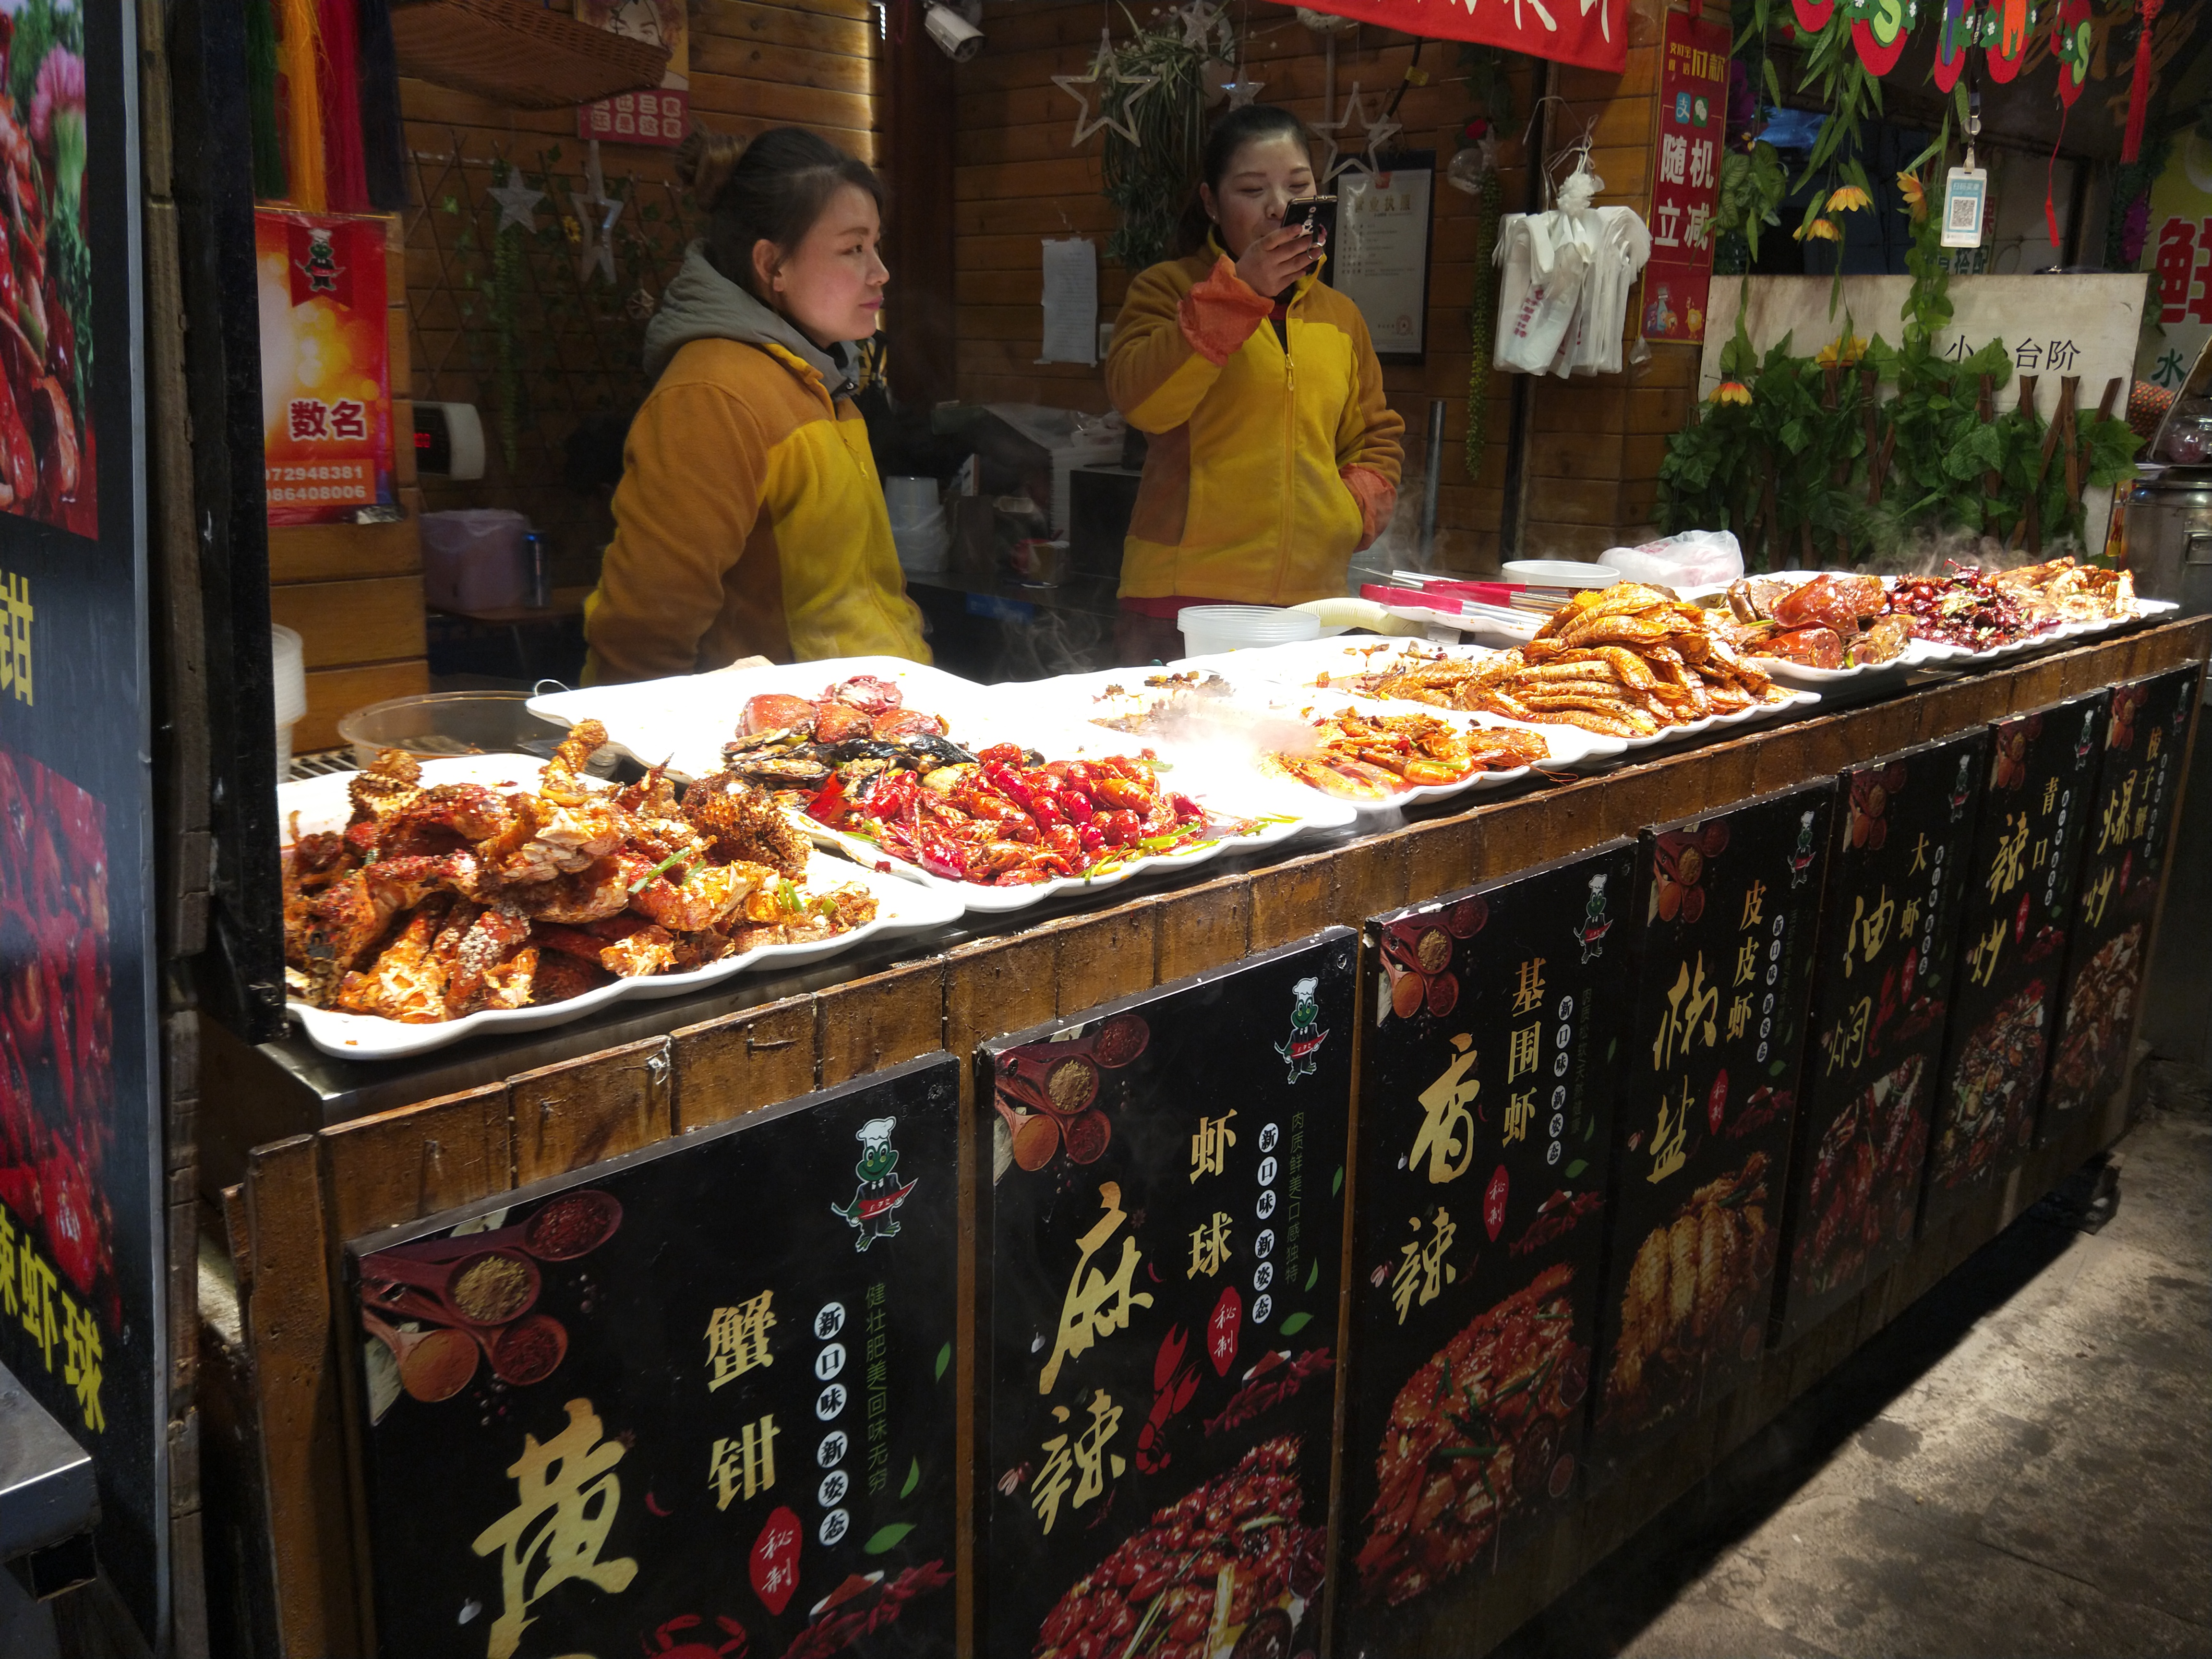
642, 240, 856, 397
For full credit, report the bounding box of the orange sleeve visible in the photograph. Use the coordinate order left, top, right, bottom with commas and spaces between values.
1340, 464, 1397, 551
1107, 256, 1271, 434
585, 378, 769, 684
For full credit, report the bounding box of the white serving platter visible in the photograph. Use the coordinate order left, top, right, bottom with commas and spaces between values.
528, 656, 1005, 780
1675, 572, 1952, 690
279, 754, 965, 1060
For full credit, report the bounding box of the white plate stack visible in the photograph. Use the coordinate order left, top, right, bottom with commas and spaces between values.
271, 624, 306, 779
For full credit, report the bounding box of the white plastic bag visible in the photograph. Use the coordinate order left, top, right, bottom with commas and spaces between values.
1602, 528, 1744, 589
1493, 212, 1589, 373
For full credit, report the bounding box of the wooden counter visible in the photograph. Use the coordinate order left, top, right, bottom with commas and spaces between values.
198, 617, 2208, 1659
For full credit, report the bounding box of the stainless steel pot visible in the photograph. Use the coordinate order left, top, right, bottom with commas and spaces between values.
2120, 467, 2212, 618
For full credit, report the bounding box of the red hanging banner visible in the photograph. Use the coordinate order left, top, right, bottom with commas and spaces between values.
1285, 0, 1628, 72
1638, 7, 1731, 345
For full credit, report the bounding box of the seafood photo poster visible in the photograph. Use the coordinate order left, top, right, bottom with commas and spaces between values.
978, 932, 1355, 1659
1769, 731, 1987, 1347
1587, 781, 1835, 1484
1335, 842, 1637, 1652
1921, 690, 2110, 1224
2036, 666, 2201, 1140
0, 0, 165, 1641
344, 1055, 961, 1659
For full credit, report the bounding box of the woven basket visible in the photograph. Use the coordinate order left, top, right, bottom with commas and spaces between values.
392, 0, 672, 110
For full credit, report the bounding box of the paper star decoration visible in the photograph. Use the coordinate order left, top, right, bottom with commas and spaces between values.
1363, 105, 1405, 170
1174, 0, 1228, 52
571, 140, 625, 285
1054, 27, 1157, 147
487, 174, 546, 234
1310, 84, 1373, 181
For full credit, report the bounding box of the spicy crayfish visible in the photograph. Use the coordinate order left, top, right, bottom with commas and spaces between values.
812, 741, 1240, 887
1265, 709, 1548, 800
281, 723, 876, 1024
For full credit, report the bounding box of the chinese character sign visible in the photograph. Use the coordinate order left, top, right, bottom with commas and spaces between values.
1590, 782, 1834, 1478
255, 209, 394, 525
1640, 9, 1729, 345
1771, 733, 1987, 1347
979, 933, 1355, 1659
2040, 668, 2200, 1137
2136, 132, 2212, 391
1339, 843, 1636, 1639
577, 0, 689, 145
346, 1056, 959, 1659
1923, 692, 2110, 1219
1283, 0, 1626, 72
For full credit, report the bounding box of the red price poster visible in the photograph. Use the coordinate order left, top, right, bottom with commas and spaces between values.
1639, 9, 1731, 344
255, 209, 394, 524
577, 0, 689, 146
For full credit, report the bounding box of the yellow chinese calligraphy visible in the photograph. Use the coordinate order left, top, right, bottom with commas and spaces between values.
1899, 896, 1922, 942
1823, 996, 1871, 1074
1908, 833, 1929, 876
1510, 956, 1548, 1016
1389, 1208, 1457, 1323
1725, 993, 1751, 1041
2042, 777, 2059, 815
704, 1292, 775, 1391
60, 1299, 101, 1433
2098, 773, 2137, 854
1187, 1212, 1232, 1279
1652, 955, 1719, 1072
1410, 1034, 1479, 1184
0, 573, 29, 706
470, 1399, 638, 1659
1844, 887, 1894, 977
1966, 915, 2007, 986
1503, 1088, 1535, 1145
1189, 1110, 1237, 1182
1506, 1022, 1542, 1084
2079, 865, 2114, 929
1040, 1183, 1153, 1394
1986, 812, 2030, 903
1030, 1391, 1126, 1535
1734, 936, 1760, 988
708, 1414, 779, 1511
1648, 1080, 1690, 1183
1739, 880, 1767, 931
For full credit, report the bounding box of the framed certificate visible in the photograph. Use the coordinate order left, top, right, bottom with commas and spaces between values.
1329, 150, 1436, 365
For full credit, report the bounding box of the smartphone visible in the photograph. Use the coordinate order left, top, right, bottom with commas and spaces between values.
1281, 194, 1337, 240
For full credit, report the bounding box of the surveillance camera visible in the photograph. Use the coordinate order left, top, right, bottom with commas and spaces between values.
925, 0, 984, 60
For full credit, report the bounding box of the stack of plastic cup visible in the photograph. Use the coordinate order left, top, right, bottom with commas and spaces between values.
271, 624, 306, 779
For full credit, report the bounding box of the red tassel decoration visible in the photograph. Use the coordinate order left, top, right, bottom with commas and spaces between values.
2122, 0, 2160, 164
317, 0, 368, 212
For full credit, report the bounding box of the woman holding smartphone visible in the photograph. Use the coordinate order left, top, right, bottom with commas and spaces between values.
1105, 103, 1405, 660
584, 125, 926, 683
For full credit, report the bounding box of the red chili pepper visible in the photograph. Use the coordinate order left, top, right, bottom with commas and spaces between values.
869, 771, 919, 823
806, 774, 850, 829
1171, 793, 1204, 821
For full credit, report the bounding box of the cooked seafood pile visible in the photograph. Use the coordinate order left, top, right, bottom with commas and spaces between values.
1386, 585, 1791, 739
722, 673, 967, 794
1264, 709, 1550, 799
1988, 555, 2137, 626
1794, 1055, 1927, 1302
1305, 643, 1484, 704
1356, 1263, 1589, 1607
1602, 1154, 1771, 1432
1717, 573, 1912, 669
1888, 566, 2035, 650
1085, 670, 1238, 735
1931, 982, 2049, 1186
283, 724, 876, 1024
811, 739, 1245, 886
1032, 1436, 1323, 1659
2048, 925, 2142, 1112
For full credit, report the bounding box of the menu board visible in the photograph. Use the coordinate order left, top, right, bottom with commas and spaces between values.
1770, 733, 1986, 1347
1337, 842, 1637, 1644
2037, 667, 2201, 1139
0, 0, 164, 1638
346, 1056, 960, 1659
979, 933, 1355, 1659
1922, 692, 2109, 1223
1588, 782, 1834, 1481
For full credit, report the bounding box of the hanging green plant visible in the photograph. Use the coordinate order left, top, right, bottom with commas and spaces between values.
1093, 11, 1222, 273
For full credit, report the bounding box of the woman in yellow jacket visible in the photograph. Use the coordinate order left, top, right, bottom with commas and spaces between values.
583, 126, 926, 683
1106, 105, 1405, 659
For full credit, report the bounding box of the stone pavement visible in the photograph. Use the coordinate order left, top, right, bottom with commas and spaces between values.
1495, 1069, 2212, 1659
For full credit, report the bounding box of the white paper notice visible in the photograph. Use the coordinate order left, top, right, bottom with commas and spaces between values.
1039, 237, 1099, 365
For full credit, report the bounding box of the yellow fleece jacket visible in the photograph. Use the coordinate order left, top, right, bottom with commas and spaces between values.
1106, 243, 1405, 605
584, 336, 927, 683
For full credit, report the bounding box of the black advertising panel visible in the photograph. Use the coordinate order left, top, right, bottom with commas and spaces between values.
1337, 842, 1637, 1648
1771, 731, 1987, 1346
0, 0, 163, 1636
1588, 782, 1834, 1480
2039, 667, 2200, 1139
979, 932, 1355, 1659
346, 1055, 960, 1659
1922, 691, 2109, 1222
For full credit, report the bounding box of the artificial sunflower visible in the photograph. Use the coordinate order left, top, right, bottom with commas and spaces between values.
1796, 217, 1842, 242
1710, 380, 1753, 405
1826, 185, 1873, 212
1897, 171, 1926, 220
1815, 334, 1869, 366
